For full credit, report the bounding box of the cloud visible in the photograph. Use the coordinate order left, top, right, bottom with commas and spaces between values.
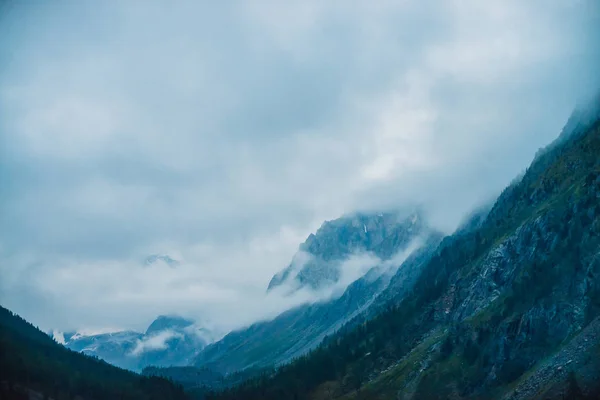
0, 0, 598, 333
52, 330, 66, 345
130, 330, 183, 356
327, 236, 427, 294
263, 236, 428, 314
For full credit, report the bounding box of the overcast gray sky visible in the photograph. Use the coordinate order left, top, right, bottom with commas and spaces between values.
0, 0, 598, 333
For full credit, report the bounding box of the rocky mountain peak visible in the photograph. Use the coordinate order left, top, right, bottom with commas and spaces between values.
145, 315, 194, 335
144, 254, 180, 267
56, 314, 215, 372
267, 210, 426, 292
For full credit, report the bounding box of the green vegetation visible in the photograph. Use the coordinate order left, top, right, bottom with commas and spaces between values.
0, 306, 188, 400
2, 113, 597, 400
207, 116, 600, 400
142, 365, 271, 399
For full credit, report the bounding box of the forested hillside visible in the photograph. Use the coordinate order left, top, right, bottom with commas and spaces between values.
193, 212, 440, 375
206, 109, 600, 399
0, 306, 188, 400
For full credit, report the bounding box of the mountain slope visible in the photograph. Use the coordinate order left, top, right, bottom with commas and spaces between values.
0, 305, 188, 400
193, 212, 438, 375
206, 106, 600, 399
268, 211, 426, 292
60, 315, 215, 372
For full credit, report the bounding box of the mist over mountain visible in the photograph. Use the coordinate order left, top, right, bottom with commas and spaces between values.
0, 306, 188, 400
2, 0, 598, 336
205, 94, 600, 400
191, 211, 439, 375
268, 211, 426, 292
51, 315, 219, 372
1, 1, 599, 399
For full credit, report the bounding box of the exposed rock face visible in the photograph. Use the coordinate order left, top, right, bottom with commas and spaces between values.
349, 110, 600, 400
503, 317, 600, 400
199, 103, 600, 400
268, 211, 426, 292
194, 212, 440, 374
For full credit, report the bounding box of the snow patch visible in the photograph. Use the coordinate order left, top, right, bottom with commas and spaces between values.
69, 327, 123, 341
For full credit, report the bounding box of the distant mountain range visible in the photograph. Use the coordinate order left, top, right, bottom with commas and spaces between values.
52, 315, 219, 372
55, 210, 436, 377
12, 95, 600, 400
0, 306, 187, 400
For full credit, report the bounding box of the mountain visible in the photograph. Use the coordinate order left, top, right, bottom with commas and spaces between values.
60, 330, 144, 370
0, 305, 187, 400
146, 315, 194, 334
268, 211, 426, 292
190, 211, 440, 375
205, 104, 600, 399
144, 254, 181, 267
59, 315, 217, 372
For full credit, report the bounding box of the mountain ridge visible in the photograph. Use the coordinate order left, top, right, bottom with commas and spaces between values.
191, 211, 439, 375
267, 210, 426, 292
58, 314, 217, 372
205, 103, 600, 399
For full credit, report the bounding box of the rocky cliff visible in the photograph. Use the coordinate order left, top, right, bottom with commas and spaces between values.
193, 212, 440, 374
206, 102, 600, 400
268, 211, 426, 292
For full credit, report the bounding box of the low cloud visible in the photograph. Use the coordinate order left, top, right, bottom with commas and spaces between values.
0, 0, 598, 333
130, 330, 183, 356
263, 236, 427, 316
52, 330, 66, 345
334, 236, 427, 292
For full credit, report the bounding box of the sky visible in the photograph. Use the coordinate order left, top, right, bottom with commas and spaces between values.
0, 0, 598, 334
